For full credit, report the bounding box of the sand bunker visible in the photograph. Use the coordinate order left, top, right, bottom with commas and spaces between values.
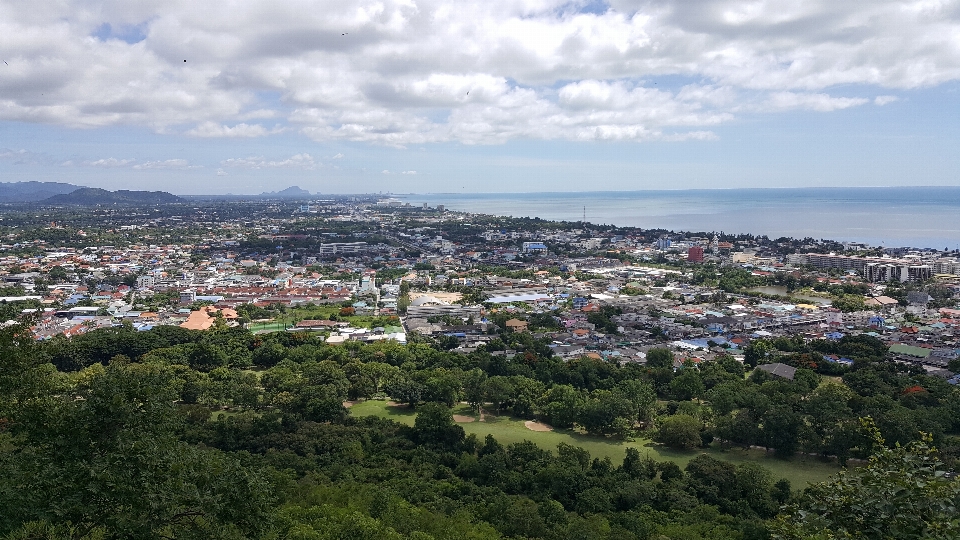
524, 420, 553, 432
452, 414, 476, 423
342, 401, 358, 408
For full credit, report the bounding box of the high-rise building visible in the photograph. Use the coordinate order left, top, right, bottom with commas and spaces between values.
688, 246, 704, 262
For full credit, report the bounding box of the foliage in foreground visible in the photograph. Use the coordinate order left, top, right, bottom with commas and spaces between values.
773, 419, 960, 540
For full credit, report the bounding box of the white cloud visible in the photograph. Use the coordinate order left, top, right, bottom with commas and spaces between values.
331, 153, 344, 159
761, 92, 870, 112
382, 170, 391, 174
401, 170, 417, 175
221, 153, 317, 169
186, 122, 281, 138
132, 159, 200, 170
1, 1, 955, 144
84, 158, 135, 167
0, 148, 50, 165
216, 168, 228, 176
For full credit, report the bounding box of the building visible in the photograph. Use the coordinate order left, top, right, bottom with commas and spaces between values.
806, 253, 869, 272
318, 242, 367, 256
688, 246, 704, 263
756, 363, 797, 380
505, 318, 529, 332
522, 242, 548, 254
656, 237, 672, 250
179, 289, 196, 304
865, 262, 933, 283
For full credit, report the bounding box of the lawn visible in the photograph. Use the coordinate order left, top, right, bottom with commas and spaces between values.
246, 305, 395, 334
349, 400, 844, 488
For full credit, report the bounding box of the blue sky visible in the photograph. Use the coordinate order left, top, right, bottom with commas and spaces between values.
1, 0, 959, 195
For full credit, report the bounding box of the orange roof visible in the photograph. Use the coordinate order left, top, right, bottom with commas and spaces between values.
179, 306, 235, 331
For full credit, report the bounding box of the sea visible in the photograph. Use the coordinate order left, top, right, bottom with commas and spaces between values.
399, 187, 960, 250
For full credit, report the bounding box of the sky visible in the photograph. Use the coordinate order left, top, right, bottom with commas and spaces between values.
1, 0, 960, 195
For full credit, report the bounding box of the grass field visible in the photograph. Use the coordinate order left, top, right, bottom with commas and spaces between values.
349, 400, 844, 488
246, 305, 397, 334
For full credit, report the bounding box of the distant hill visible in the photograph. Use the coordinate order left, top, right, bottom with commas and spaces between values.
43, 188, 182, 205
0, 181, 82, 202
258, 186, 312, 198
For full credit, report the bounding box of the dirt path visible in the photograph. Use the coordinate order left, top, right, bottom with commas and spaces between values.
452, 414, 476, 423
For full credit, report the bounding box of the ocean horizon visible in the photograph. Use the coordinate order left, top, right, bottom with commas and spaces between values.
398, 186, 960, 250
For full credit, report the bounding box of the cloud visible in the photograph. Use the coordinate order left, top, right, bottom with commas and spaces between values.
132, 159, 200, 169
221, 153, 317, 169
0, 148, 51, 165
331, 153, 344, 159
83, 158, 135, 167
382, 170, 391, 174
401, 170, 417, 175
216, 168, 228, 176
761, 92, 870, 112
186, 122, 281, 138
0, 1, 955, 144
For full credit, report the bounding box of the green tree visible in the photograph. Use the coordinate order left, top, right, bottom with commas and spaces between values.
646, 347, 675, 369
0, 359, 274, 538
773, 419, 960, 540
483, 376, 515, 412
412, 402, 465, 449
669, 369, 705, 402
654, 414, 702, 450
463, 368, 487, 411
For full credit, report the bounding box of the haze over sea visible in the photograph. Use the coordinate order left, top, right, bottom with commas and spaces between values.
402, 187, 960, 250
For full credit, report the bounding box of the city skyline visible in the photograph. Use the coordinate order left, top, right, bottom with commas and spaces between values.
2, 0, 960, 194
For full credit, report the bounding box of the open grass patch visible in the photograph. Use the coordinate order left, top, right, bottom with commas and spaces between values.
350, 400, 842, 488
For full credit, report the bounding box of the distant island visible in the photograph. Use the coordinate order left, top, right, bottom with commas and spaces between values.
43, 187, 182, 205
258, 186, 312, 198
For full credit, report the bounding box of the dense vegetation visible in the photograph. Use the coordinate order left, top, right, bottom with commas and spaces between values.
2, 322, 958, 539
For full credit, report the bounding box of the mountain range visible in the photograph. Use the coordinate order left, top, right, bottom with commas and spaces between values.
43, 188, 182, 205
0, 181, 82, 202
0, 182, 315, 202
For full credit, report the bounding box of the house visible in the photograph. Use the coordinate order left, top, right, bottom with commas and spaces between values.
756, 362, 797, 380
294, 319, 349, 330
505, 318, 529, 332
179, 306, 238, 331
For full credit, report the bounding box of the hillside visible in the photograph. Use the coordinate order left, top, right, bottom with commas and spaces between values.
0, 181, 82, 202
43, 187, 182, 205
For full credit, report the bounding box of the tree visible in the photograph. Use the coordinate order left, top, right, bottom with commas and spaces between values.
384, 375, 425, 407
252, 341, 287, 367
948, 357, 960, 374
463, 368, 487, 411
761, 405, 802, 456
538, 384, 583, 429
669, 369, 705, 401
613, 379, 657, 423
654, 414, 702, 450
483, 376, 514, 412
646, 347, 675, 369
744, 340, 771, 368
412, 402, 465, 449
773, 420, 960, 540
0, 358, 274, 538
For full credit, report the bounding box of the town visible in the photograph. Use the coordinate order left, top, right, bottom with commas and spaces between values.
3, 196, 959, 382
